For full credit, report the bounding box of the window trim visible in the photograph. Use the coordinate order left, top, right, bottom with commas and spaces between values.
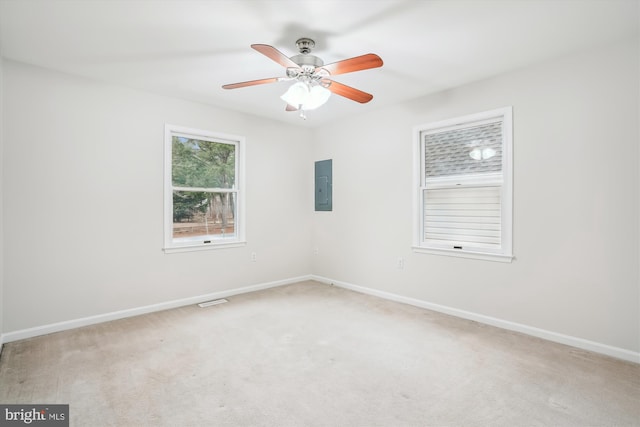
412, 107, 513, 263
163, 124, 246, 253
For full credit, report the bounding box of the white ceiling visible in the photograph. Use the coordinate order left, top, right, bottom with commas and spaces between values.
1, 0, 638, 127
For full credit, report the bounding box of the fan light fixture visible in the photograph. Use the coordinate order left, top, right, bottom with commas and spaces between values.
281, 82, 331, 111
222, 39, 383, 120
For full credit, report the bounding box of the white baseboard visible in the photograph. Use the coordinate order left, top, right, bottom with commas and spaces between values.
1, 275, 312, 344
3, 274, 638, 364
311, 275, 640, 364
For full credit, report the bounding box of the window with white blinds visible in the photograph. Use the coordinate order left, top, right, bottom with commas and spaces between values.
413, 107, 513, 262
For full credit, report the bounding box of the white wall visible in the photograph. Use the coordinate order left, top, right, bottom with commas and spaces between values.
2, 38, 638, 358
311, 38, 640, 353
0, 51, 4, 349
2, 60, 313, 332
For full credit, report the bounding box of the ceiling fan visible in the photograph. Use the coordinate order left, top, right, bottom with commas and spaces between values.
222, 38, 383, 118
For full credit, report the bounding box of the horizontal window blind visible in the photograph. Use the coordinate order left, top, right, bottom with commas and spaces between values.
423, 186, 501, 248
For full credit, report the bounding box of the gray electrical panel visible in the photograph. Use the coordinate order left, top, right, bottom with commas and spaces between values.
315, 159, 332, 211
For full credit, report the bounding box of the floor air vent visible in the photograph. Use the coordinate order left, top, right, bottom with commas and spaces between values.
198, 298, 228, 308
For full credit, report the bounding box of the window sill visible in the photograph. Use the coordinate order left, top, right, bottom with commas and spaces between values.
412, 246, 513, 263
164, 241, 246, 254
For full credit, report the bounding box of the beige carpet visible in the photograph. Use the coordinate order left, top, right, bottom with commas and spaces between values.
1, 280, 638, 426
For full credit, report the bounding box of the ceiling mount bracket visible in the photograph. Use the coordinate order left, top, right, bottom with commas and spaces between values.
295, 38, 315, 54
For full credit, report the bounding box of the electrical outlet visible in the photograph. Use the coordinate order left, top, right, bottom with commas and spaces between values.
313, 247, 319, 255
397, 257, 405, 270
251, 252, 257, 262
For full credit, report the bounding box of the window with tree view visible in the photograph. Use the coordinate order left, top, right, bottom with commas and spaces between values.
164, 125, 245, 252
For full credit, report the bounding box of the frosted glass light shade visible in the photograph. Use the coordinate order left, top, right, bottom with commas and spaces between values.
281, 82, 331, 110
305, 86, 331, 110
280, 82, 308, 107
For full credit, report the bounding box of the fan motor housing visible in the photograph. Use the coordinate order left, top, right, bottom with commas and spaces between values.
290, 54, 324, 68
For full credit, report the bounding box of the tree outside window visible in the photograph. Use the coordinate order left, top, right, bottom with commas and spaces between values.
164, 125, 245, 252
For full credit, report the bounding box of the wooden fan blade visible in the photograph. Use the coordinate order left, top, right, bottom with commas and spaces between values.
319, 53, 383, 76
251, 44, 300, 69
324, 80, 373, 103
222, 77, 282, 89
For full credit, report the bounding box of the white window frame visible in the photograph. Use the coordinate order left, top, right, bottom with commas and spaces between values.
412, 107, 513, 262
164, 124, 246, 253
